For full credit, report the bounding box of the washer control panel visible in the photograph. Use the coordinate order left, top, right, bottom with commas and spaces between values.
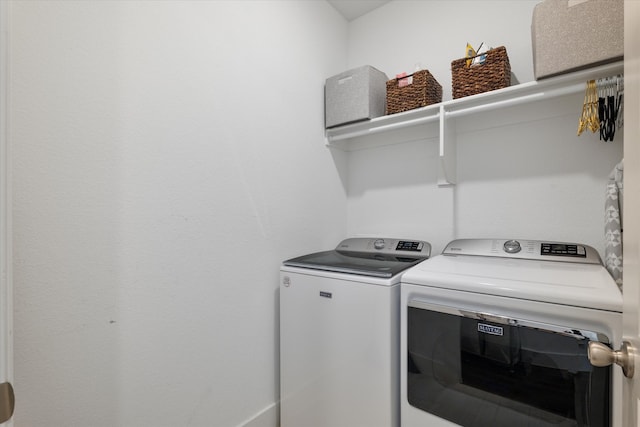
443, 239, 600, 264
337, 237, 431, 257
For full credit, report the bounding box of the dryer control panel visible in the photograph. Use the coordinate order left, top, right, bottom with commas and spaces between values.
443, 239, 601, 264
540, 242, 587, 257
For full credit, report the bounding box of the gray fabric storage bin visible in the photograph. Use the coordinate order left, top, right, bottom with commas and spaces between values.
531, 0, 623, 80
325, 65, 388, 129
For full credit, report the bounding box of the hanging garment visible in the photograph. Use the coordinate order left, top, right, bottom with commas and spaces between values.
605, 160, 624, 290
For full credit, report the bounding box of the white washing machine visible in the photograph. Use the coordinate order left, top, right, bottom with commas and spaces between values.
280, 237, 431, 427
400, 238, 623, 427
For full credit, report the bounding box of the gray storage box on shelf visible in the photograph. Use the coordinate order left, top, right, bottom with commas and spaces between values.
532, 0, 623, 80
325, 65, 388, 129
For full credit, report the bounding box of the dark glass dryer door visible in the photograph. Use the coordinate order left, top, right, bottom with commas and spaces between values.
407, 300, 611, 427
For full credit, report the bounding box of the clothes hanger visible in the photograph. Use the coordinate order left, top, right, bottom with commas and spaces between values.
578, 76, 623, 141
578, 80, 599, 136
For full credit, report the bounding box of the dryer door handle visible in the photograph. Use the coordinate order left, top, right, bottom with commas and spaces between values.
409, 299, 611, 343
588, 341, 635, 378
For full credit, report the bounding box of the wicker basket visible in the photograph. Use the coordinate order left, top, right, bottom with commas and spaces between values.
451, 46, 511, 99
386, 70, 442, 115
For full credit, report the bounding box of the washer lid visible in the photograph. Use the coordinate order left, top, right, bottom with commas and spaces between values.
283, 237, 430, 278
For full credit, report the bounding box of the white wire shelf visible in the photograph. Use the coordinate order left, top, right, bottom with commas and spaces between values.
325, 61, 624, 144
324, 60, 624, 186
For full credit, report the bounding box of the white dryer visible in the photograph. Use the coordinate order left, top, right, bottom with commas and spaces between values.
400, 239, 623, 427
280, 237, 431, 427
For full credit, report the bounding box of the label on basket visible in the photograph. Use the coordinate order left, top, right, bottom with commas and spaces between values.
396, 72, 412, 87
471, 43, 490, 67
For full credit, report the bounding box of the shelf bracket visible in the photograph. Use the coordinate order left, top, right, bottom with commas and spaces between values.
438, 105, 456, 186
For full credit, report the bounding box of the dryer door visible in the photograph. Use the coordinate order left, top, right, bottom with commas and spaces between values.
407, 300, 611, 427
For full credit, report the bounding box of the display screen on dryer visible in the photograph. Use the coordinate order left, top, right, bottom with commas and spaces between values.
541, 243, 587, 257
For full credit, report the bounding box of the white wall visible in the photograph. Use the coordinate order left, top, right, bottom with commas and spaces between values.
10, 1, 348, 426
343, 0, 623, 256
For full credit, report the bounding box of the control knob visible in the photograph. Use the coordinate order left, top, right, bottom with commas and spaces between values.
374, 239, 385, 250
503, 240, 521, 254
